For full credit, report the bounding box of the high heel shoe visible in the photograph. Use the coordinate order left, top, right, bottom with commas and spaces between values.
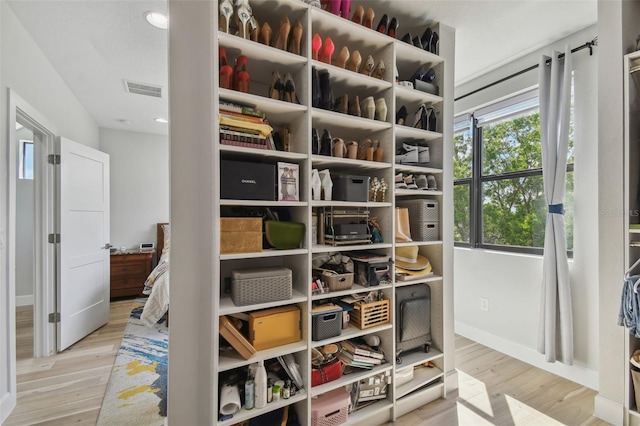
335, 46, 350, 68
219, 0, 233, 33
236, 70, 250, 93
284, 73, 300, 104
320, 129, 332, 156
348, 95, 361, 117
288, 19, 303, 55
334, 94, 348, 114
319, 169, 333, 201
376, 14, 388, 34
351, 4, 364, 24
312, 128, 320, 155
375, 98, 387, 121
387, 17, 398, 38
249, 16, 259, 42
235, 0, 252, 39
319, 37, 335, 64
329, 0, 341, 16
363, 7, 375, 28
311, 169, 321, 200
346, 140, 359, 159
401, 33, 412, 45
260, 22, 272, 45
361, 96, 375, 120
332, 138, 346, 158
372, 60, 385, 79
269, 71, 284, 100
373, 140, 384, 162
319, 69, 333, 110
312, 33, 322, 61
430, 32, 439, 54
358, 139, 374, 161
273, 15, 291, 50
397, 106, 408, 125
340, 0, 351, 18
219, 65, 233, 89
413, 104, 427, 129
426, 107, 437, 131
421, 28, 432, 51
233, 55, 248, 90
345, 49, 362, 73
361, 55, 374, 76
312, 66, 321, 108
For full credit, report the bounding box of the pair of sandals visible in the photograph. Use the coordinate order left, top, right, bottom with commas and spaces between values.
395, 173, 437, 191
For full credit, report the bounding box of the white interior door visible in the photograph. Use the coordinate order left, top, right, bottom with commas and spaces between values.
57, 137, 110, 351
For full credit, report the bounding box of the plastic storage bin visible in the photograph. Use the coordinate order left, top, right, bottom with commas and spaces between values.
231, 267, 292, 306
396, 199, 439, 222
312, 309, 343, 341
333, 175, 370, 202
315, 270, 354, 292
352, 259, 393, 287
311, 387, 350, 426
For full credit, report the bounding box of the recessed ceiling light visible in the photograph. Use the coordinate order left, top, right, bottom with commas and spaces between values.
117, 119, 132, 125
155, 117, 169, 124
144, 11, 168, 30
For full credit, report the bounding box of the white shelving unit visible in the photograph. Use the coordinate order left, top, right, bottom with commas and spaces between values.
167, 1, 454, 424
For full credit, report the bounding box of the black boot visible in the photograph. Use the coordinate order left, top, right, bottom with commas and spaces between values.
312, 128, 320, 154
319, 70, 333, 110
320, 129, 332, 156
312, 66, 321, 108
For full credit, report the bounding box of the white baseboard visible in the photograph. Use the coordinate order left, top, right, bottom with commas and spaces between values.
455, 321, 598, 390
594, 394, 624, 425
445, 369, 459, 392
15, 295, 33, 307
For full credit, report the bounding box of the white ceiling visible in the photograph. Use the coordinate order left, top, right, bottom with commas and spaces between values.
7, 0, 597, 136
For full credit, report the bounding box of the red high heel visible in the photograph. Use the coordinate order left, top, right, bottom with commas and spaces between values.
236, 71, 250, 93
312, 33, 322, 61
233, 55, 248, 91
219, 47, 233, 89
340, 0, 351, 18
319, 37, 335, 64
329, 0, 340, 16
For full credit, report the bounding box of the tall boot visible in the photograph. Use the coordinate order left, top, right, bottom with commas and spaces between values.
319, 70, 333, 110
312, 66, 321, 108
395, 207, 413, 242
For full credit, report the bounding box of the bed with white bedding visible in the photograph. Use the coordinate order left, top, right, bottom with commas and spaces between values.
140, 223, 170, 326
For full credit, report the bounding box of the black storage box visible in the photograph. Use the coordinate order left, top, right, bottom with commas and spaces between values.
220, 159, 276, 200
312, 309, 343, 341
353, 259, 393, 287
333, 175, 370, 202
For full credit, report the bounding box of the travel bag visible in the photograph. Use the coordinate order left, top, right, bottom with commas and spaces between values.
395, 284, 431, 363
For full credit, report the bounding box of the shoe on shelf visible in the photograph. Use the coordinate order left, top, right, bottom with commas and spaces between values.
348, 94, 361, 117
319, 69, 333, 110
268, 71, 284, 100
361, 96, 375, 120
320, 129, 332, 156
395, 172, 407, 189
273, 15, 291, 50
412, 36, 423, 49
340, 0, 351, 19
319, 36, 335, 64
249, 16, 259, 42
430, 32, 439, 54
233, 55, 249, 91
373, 140, 384, 162
416, 174, 428, 190
346, 140, 359, 159
311, 169, 322, 200
361, 55, 375, 77
427, 174, 438, 190
219, 0, 233, 33
417, 144, 430, 164
260, 22, 273, 45
345, 49, 362, 73
335, 46, 350, 68
426, 107, 437, 132
401, 32, 412, 44
396, 105, 408, 125
387, 17, 399, 38
358, 138, 374, 161
413, 104, 427, 129
395, 143, 419, 164
234, 0, 252, 39
312, 128, 320, 155
351, 4, 364, 24
287, 19, 303, 56
375, 98, 387, 121
284, 73, 300, 104
404, 174, 418, 190
332, 137, 346, 158
372, 60, 385, 79
312, 67, 321, 107
421, 27, 432, 52
376, 14, 388, 34
319, 169, 333, 201
312, 33, 322, 61
334, 94, 348, 114
363, 7, 375, 29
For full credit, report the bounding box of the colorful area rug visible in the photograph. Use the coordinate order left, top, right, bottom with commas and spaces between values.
97, 298, 168, 426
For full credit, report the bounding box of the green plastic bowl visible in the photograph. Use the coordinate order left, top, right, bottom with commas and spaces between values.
265, 221, 305, 250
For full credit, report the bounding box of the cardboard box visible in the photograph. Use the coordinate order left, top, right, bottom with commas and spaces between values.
249, 305, 301, 350
220, 217, 262, 254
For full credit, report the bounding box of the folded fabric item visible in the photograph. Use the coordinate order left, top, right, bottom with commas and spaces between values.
219, 115, 273, 137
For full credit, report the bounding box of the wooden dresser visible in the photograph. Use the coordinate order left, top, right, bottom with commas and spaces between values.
110, 250, 154, 298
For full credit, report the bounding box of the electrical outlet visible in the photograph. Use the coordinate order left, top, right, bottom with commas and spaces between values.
480, 297, 489, 312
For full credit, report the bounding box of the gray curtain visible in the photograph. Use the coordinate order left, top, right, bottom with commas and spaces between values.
538, 45, 573, 364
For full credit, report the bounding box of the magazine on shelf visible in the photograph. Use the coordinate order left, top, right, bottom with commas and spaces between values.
340, 350, 382, 365
342, 340, 385, 360
278, 162, 299, 201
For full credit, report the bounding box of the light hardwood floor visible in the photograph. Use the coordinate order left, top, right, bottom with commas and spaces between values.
7, 301, 609, 425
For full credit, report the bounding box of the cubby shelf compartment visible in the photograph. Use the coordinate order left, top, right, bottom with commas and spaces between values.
312, 201, 392, 208
395, 40, 444, 66
310, 323, 393, 348
312, 243, 392, 253
310, 364, 393, 398
311, 60, 392, 92
220, 145, 308, 160
395, 365, 444, 399
219, 88, 307, 119
218, 32, 307, 67
396, 348, 443, 369
311, 283, 393, 301
395, 125, 442, 141
345, 400, 393, 425
395, 382, 444, 418
217, 390, 307, 426
219, 290, 307, 316
395, 275, 443, 288
220, 199, 308, 207
394, 164, 443, 175
220, 248, 308, 260
395, 84, 443, 106
218, 341, 308, 372
395, 189, 443, 197
312, 108, 393, 131
311, 155, 392, 169
310, 7, 391, 52
395, 240, 442, 247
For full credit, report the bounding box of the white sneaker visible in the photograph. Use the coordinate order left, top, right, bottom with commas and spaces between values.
395, 143, 418, 164
427, 174, 437, 190
417, 145, 430, 164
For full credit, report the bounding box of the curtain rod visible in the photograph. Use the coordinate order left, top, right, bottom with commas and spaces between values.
455, 37, 598, 102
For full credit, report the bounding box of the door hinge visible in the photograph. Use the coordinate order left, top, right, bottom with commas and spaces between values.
48, 233, 60, 243
48, 154, 60, 165
48, 312, 60, 323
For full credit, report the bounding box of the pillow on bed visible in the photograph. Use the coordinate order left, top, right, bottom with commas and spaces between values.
142, 257, 169, 295
161, 224, 170, 255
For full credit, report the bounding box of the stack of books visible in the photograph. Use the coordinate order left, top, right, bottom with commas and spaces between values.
339, 339, 385, 369
219, 98, 275, 150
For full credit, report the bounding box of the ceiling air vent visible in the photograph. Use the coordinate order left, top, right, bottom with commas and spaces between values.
124, 80, 163, 98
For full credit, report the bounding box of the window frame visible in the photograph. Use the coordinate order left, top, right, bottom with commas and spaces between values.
453, 91, 574, 256
18, 139, 34, 180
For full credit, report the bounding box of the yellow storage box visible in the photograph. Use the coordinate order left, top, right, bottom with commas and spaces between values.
220, 217, 262, 254
249, 305, 301, 350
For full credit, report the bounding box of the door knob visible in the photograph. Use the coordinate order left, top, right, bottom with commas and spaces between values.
102, 243, 113, 250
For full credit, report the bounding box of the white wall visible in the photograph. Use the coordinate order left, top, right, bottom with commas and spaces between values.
99, 128, 169, 249
15, 127, 34, 304
454, 25, 599, 389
